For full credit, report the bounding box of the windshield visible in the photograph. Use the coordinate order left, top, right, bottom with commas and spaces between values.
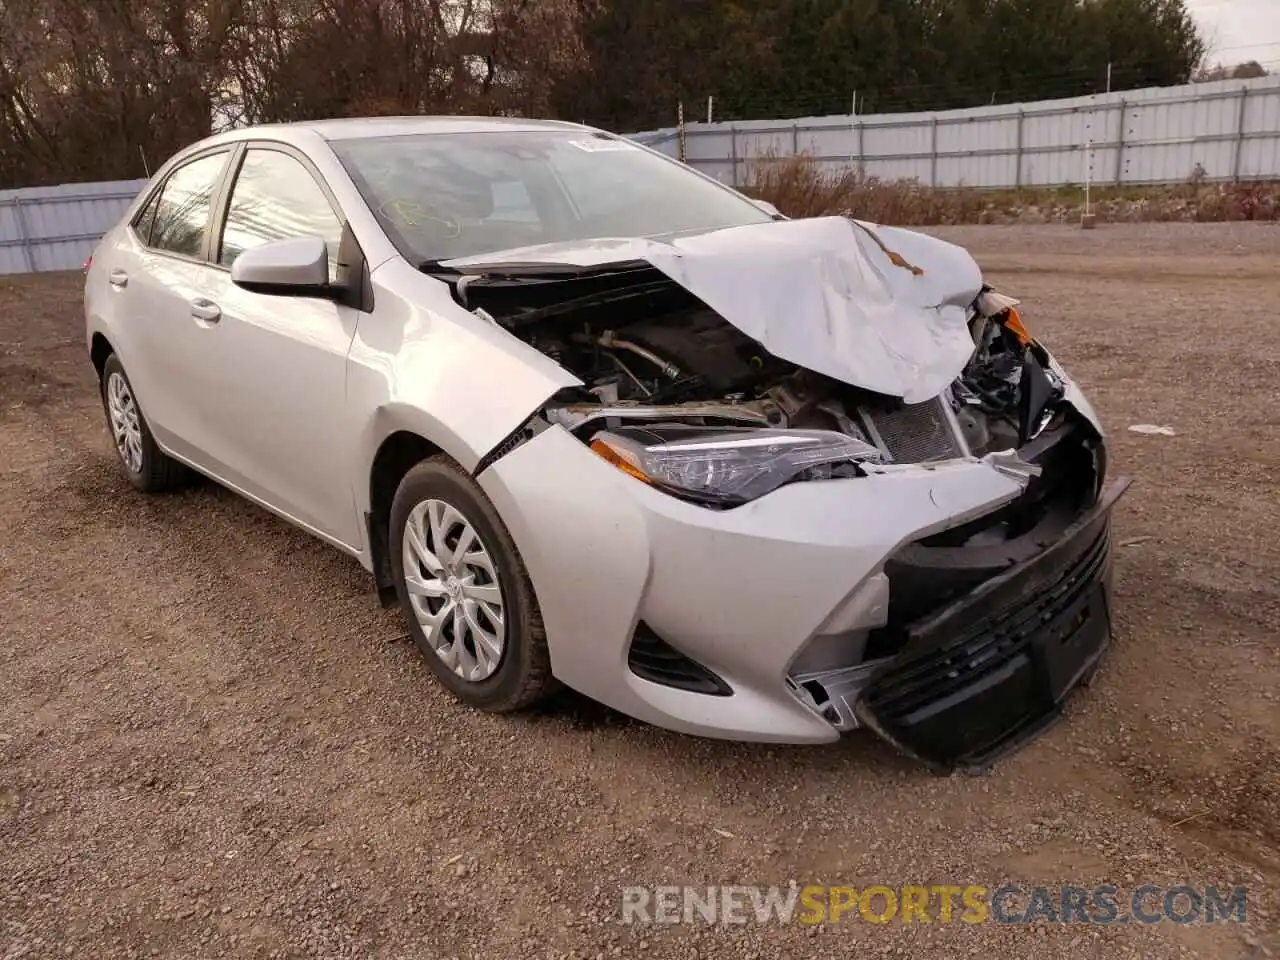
330, 130, 774, 264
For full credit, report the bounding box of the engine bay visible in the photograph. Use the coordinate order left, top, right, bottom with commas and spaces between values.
442, 263, 1064, 467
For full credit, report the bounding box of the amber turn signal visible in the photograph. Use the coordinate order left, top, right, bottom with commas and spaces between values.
1002, 307, 1036, 346
589, 437, 652, 484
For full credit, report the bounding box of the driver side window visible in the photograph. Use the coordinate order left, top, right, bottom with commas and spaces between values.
218, 148, 344, 282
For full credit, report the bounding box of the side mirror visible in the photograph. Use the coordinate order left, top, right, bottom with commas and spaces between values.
750, 198, 785, 219
230, 236, 334, 298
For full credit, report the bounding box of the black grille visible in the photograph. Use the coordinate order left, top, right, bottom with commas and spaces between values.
628, 623, 731, 696
862, 419, 1099, 663
866, 525, 1110, 722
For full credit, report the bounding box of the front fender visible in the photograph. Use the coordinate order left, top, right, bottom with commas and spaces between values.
350, 259, 582, 512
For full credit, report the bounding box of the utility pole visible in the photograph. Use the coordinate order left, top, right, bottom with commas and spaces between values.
677, 100, 686, 162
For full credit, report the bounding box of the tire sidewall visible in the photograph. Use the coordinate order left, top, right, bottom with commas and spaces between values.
389, 458, 540, 710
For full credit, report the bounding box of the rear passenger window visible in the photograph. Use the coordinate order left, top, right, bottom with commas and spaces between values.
149, 152, 229, 259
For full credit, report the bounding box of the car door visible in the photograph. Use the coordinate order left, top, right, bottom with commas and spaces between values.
193, 143, 362, 548
107, 149, 234, 459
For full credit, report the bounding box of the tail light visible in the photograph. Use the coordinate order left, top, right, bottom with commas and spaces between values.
82, 254, 93, 274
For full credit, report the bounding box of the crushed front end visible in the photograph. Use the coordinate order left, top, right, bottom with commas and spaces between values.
787, 302, 1130, 772
436, 224, 1129, 769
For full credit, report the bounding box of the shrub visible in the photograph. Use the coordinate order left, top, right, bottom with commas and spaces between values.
739, 151, 1280, 225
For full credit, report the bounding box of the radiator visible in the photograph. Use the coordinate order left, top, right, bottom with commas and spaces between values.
859, 396, 966, 464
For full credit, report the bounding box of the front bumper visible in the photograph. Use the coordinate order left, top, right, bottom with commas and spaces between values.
855, 476, 1129, 773
478, 418, 1126, 764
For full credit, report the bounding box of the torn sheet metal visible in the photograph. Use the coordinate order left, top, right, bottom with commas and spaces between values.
441, 216, 986, 403
976, 290, 1021, 317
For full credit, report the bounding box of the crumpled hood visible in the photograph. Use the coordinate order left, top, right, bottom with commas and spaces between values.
441, 216, 986, 403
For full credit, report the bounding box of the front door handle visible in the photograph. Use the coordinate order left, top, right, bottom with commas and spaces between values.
108, 269, 128, 288
190, 298, 221, 323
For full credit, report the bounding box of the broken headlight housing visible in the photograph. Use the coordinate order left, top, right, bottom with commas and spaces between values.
589, 424, 882, 506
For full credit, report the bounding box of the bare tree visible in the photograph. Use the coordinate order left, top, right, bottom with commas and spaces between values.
226, 0, 590, 123
0, 0, 588, 188
0, 0, 254, 185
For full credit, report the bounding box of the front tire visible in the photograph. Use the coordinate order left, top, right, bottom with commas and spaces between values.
389, 455, 556, 712
99, 354, 188, 492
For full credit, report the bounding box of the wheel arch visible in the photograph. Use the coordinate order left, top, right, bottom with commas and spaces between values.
90, 332, 115, 378
361, 402, 549, 608
366, 429, 445, 607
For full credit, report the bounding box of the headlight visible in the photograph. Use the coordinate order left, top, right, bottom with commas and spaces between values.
588, 424, 882, 506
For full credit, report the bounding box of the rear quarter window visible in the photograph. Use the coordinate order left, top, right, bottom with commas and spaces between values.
131, 189, 162, 245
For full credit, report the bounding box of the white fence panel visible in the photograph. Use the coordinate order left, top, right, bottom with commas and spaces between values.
636, 74, 1280, 191
0, 179, 148, 276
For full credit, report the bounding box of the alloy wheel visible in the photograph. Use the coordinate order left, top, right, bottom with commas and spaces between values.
106, 371, 143, 474
402, 498, 507, 681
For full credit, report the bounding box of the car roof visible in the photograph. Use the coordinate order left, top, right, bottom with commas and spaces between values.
202, 115, 592, 150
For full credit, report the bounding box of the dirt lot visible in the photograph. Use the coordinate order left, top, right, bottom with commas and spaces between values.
2, 222, 1278, 959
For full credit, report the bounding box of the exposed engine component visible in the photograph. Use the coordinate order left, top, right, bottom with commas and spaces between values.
545, 401, 772, 435
452, 267, 1063, 467
618, 308, 778, 393
579, 330, 682, 381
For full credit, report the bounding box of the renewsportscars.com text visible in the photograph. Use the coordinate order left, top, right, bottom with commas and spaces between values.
621, 884, 1248, 926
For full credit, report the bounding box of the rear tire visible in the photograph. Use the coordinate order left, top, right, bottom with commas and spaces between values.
99, 354, 188, 492
389, 454, 556, 712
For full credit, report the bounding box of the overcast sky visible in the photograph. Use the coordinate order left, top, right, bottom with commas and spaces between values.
1186, 0, 1280, 67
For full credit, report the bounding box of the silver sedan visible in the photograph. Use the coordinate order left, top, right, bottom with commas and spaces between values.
84, 117, 1128, 771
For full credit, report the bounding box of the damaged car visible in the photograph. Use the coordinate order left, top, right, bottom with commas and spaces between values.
84, 117, 1129, 772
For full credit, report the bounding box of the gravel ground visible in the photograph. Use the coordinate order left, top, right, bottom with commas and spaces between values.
2, 222, 1277, 959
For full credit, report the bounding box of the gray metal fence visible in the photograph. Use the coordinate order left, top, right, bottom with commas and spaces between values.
0, 179, 147, 276
634, 74, 1280, 189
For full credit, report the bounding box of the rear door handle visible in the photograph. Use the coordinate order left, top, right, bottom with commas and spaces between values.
189, 298, 221, 323
108, 269, 128, 288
